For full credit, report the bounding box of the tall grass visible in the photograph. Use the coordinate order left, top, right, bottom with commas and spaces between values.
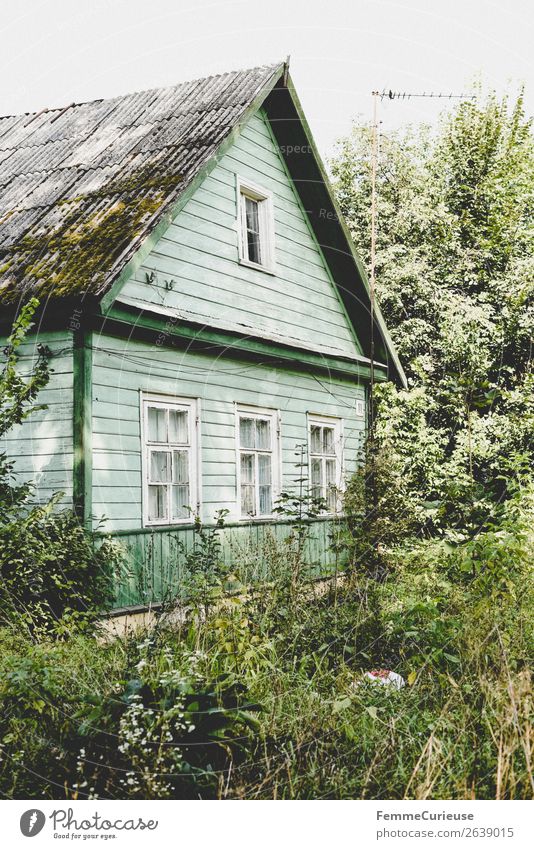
0, 490, 532, 800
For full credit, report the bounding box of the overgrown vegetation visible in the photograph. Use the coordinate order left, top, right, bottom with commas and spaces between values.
0, 301, 118, 636
331, 87, 533, 540
0, 88, 532, 800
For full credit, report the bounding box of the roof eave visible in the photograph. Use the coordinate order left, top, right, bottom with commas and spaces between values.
263, 73, 407, 388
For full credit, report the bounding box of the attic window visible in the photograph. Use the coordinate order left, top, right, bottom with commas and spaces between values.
237, 177, 275, 272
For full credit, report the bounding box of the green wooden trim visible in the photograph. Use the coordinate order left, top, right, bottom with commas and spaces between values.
259, 107, 364, 359
280, 74, 407, 388
99, 62, 287, 313
96, 513, 341, 538
96, 303, 389, 382
73, 328, 93, 529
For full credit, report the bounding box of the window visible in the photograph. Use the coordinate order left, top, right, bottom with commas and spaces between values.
237, 177, 275, 271
308, 415, 343, 513
237, 406, 279, 518
142, 395, 199, 526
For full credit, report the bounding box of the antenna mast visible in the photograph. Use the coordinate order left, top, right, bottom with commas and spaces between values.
369, 90, 379, 434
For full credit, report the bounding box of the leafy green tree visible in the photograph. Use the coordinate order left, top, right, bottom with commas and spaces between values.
331, 88, 533, 535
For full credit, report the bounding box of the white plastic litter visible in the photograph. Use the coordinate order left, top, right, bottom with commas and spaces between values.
363, 669, 405, 689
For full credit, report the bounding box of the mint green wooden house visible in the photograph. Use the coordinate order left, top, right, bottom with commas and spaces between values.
0, 61, 405, 611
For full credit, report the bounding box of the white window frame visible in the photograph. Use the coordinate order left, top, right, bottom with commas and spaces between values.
235, 404, 281, 520
307, 413, 344, 515
236, 176, 275, 273
141, 392, 201, 527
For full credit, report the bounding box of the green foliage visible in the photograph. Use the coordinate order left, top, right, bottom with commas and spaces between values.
0, 507, 119, 636
173, 510, 238, 619
0, 299, 50, 436
72, 637, 260, 799
0, 629, 260, 799
0, 300, 120, 635
331, 87, 534, 533
272, 442, 330, 594
0, 299, 50, 509
0, 485, 531, 800
341, 435, 420, 580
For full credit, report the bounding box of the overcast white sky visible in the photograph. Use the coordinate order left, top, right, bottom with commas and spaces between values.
1, 0, 532, 157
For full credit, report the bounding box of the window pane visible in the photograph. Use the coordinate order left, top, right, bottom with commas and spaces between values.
256, 418, 271, 450
310, 457, 323, 500
239, 418, 255, 449
169, 409, 188, 443
247, 231, 261, 264
241, 485, 255, 516
326, 487, 337, 513
240, 452, 255, 516
311, 457, 323, 487
245, 196, 262, 264
310, 424, 322, 454
148, 485, 167, 520
325, 459, 337, 511
258, 453, 271, 485
172, 450, 189, 484
147, 406, 167, 442
323, 427, 335, 455
325, 458, 336, 487
258, 454, 272, 515
240, 452, 255, 483
245, 196, 260, 233
172, 485, 190, 519
259, 486, 272, 515
150, 450, 171, 483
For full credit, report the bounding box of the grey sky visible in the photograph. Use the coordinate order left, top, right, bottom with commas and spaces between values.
1, 0, 532, 158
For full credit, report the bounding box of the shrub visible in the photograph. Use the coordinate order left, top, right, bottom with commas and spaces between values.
0, 507, 120, 636
0, 300, 121, 635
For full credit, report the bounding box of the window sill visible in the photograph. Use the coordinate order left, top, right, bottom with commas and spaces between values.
143, 518, 194, 528
238, 514, 277, 523
238, 257, 276, 276
98, 514, 348, 537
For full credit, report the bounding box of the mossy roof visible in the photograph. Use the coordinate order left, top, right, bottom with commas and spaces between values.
0, 63, 283, 304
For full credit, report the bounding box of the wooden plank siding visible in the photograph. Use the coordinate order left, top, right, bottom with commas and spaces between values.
91, 333, 364, 608
0, 106, 370, 611
91, 333, 366, 531
94, 97, 370, 609
0, 330, 74, 507
110, 518, 347, 610
116, 109, 363, 361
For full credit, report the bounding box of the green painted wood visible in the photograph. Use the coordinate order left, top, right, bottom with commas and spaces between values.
0, 330, 74, 506
99, 304, 385, 382
109, 517, 347, 609
73, 329, 93, 528
260, 110, 364, 361
89, 331, 366, 534
116, 110, 364, 361
99, 62, 287, 314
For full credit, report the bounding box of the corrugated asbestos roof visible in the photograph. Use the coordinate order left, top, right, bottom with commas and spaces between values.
0, 63, 283, 304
